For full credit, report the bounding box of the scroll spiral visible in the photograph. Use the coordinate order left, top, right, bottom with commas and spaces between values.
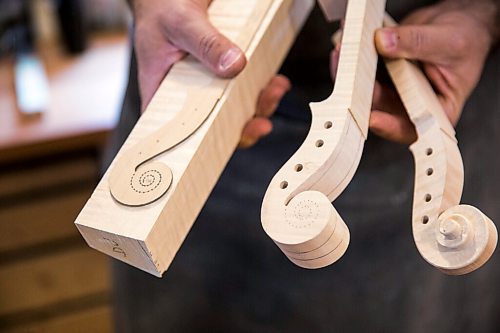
108, 88, 224, 207
408, 125, 497, 275
110, 161, 173, 207
261, 104, 363, 269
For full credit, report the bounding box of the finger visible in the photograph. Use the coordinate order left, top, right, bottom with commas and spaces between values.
370, 81, 417, 144
372, 81, 404, 115
256, 75, 291, 118
167, 6, 247, 78
375, 24, 464, 64
239, 118, 273, 149
135, 27, 185, 111
370, 110, 417, 144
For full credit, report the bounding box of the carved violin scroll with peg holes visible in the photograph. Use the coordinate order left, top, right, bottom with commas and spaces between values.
262, 1, 497, 274
76, 0, 496, 277
261, 0, 387, 269
382, 15, 497, 275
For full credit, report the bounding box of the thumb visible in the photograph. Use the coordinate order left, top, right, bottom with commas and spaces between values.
168, 9, 247, 78
375, 25, 461, 64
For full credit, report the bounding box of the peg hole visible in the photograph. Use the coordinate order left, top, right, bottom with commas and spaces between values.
295, 164, 303, 172
425, 194, 432, 202
422, 216, 429, 224
280, 181, 289, 189
316, 140, 324, 148
427, 168, 434, 176
324, 121, 333, 129
156, 139, 160, 143
426, 148, 433, 156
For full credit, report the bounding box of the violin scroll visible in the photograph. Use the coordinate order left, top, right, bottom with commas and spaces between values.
261, 0, 386, 269
417, 205, 498, 275
384, 15, 498, 274
262, 190, 350, 269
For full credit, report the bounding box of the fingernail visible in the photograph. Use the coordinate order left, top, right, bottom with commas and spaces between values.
219, 47, 242, 72
381, 30, 398, 50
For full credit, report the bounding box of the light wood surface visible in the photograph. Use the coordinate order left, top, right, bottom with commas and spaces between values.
261, 0, 386, 269
382, 15, 497, 275
76, 0, 314, 276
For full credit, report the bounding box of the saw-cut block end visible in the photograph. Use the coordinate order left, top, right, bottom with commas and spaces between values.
417, 205, 497, 275
263, 191, 350, 269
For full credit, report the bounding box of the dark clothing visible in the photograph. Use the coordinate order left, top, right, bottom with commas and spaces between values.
110, 3, 500, 332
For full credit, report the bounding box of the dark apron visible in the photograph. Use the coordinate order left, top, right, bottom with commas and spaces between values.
108, 2, 500, 332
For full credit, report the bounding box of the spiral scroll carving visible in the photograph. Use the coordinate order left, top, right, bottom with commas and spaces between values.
432, 205, 497, 275
110, 162, 173, 207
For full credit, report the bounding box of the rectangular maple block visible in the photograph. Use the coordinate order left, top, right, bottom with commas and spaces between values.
75, 0, 314, 276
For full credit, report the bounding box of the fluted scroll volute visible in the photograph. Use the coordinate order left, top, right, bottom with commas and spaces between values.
261, 96, 364, 269
408, 123, 498, 275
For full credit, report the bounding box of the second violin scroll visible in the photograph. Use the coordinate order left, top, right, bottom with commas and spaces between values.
261, 108, 364, 268
383, 14, 497, 274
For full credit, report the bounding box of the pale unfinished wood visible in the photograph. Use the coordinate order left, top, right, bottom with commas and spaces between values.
382, 15, 497, 275
75, 0, 314, 276
261, 0, 386, 269
108, 0, 276, 207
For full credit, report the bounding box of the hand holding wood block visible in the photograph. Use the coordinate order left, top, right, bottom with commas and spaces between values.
75, 0, 314, 276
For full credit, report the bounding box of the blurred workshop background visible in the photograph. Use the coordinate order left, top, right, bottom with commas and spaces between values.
0, 0, 130, 332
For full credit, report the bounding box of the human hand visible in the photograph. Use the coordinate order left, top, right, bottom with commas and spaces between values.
369, 0, 498, 144
332, 0, 497, 144
131, 0, 289, 147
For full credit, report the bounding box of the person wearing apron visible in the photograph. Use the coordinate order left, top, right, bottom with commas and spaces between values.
108, 1, 500, 332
